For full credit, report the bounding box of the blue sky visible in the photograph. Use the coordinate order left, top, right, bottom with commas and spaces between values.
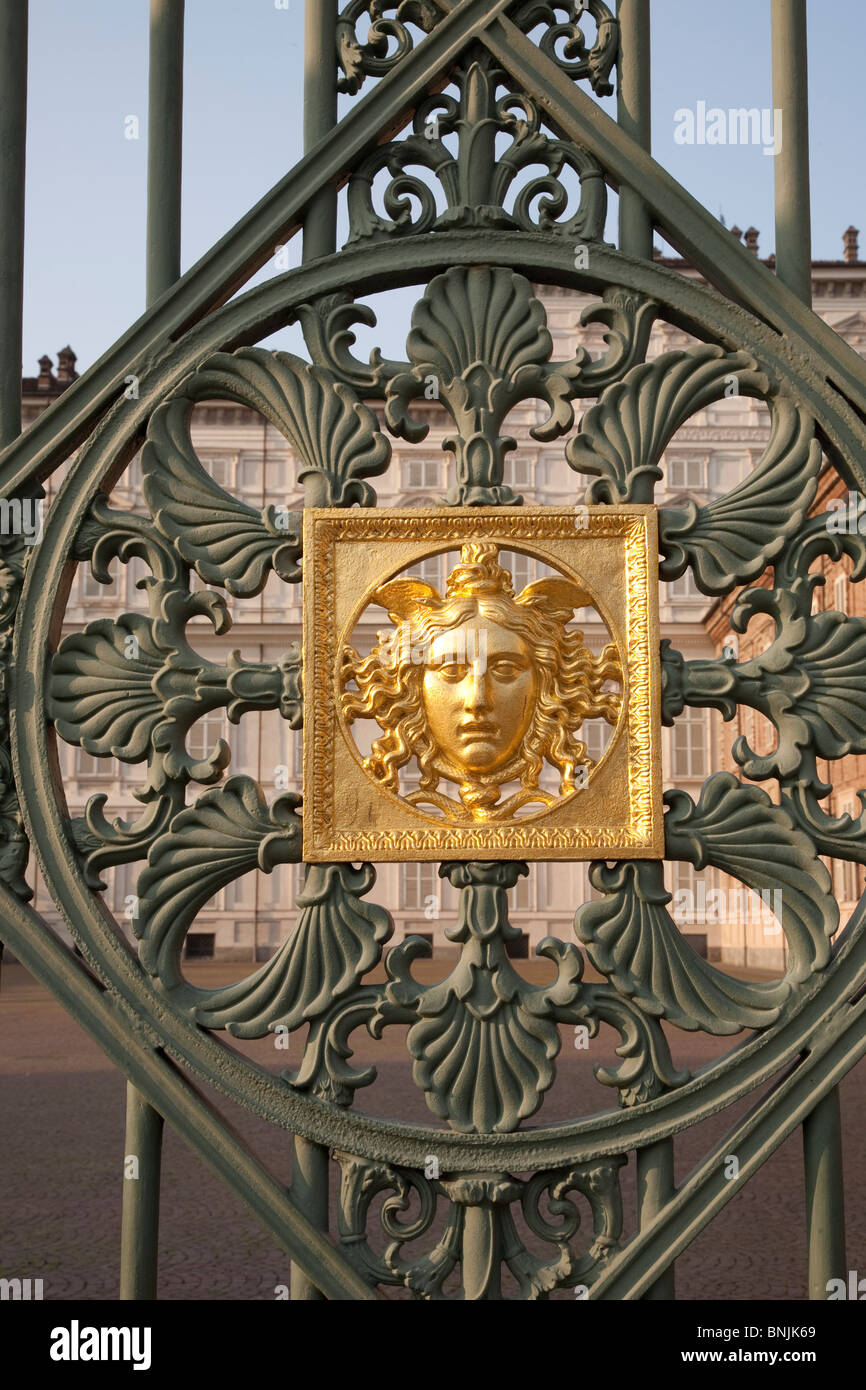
20, 0, 866, 375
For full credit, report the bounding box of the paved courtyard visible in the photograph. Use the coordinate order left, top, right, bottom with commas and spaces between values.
1, 957, 864, 1301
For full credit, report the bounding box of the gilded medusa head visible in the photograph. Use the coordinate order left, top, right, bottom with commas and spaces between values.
340, 543, 623, 822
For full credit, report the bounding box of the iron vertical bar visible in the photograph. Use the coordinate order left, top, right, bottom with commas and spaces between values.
146, 0, 184, 303
120, 0, 184, 1301
771, 0, 811, 304
0, 0, 27, 450
620, 1, 673, 1277
803, 1087, 846, 1299
302, 0, 338, 263
636, 1139, 675, 1299
772, 0, 846, 1296
291, 0, 338, 1297
616, 0, 652, 260
120, 1084, 164, 1300
290, 1135, 331, 1300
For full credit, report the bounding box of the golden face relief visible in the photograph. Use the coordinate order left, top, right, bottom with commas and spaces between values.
340, 541, 624, 823
422, 619, 538, 777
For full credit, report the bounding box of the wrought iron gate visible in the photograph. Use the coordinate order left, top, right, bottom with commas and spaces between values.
1, 0, 865, 1301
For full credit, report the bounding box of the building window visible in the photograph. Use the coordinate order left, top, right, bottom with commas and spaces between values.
400, 862, 438, 911
200, 455, 234, 489
408, 554, 443, 589
582, 718, 608, 763
507, 550, 535, 592
75, 747, 111, 778
187, 710, 228, 763
511, 871, 534, 911
79, 565, 106, 601
667, 458, 706, 491
834, 571, 848, 614
185, 933, 215, 959
667, 862, 710, 924
836, 857, 859, 904
112, 860, 141, 916
404, 458, 440, 490
502, 456, 533, 488
671, 706, 708, 779
666, 570, 702, 600
238, 455, 263, 492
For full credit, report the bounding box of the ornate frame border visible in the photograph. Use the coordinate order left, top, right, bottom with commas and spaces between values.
303, 506, 663, 859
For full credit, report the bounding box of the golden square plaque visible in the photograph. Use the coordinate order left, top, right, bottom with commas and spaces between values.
302, 507, 663, 861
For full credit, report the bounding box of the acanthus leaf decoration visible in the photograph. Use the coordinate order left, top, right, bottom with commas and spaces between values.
576, 984, 690, 1106
345, 57, 607, 247
142, 396, 302, 597
135, 776, 301, 988
336, 0, 440, 96
193, 864, 393, 1040
661, 585, 866, 784
385, 266, 587, 505
664, 772, 837, 982
333, 1149, 455, 1298
659, 396, 822, 593
567, 345, 769, 504
575, 860, 788, 1035
47, 595, 300, 794
294, 291, 409, 398
378, 861, 584, 1133
511, 0, 618, 93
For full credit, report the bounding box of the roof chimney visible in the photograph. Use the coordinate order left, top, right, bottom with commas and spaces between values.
744, 227, 760, 255
730, 225, 743, 242
37, 354, 55, 391
56, 345, 78, 383
843, 226, 860, 264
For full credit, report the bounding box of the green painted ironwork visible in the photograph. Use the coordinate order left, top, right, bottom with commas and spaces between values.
0, 0, 863, 1300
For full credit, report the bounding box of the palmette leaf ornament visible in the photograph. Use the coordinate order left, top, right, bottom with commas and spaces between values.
192, 866, 393, 1039
575, 861, 788, 1034
345, 57, 607, 246
566, 345, 769, 504
661, 591, 866, 784
135, 777, 301, 990
576, 774, 837, 1035
47, 601, 299, 794
142, 397, 301, 597
659, 396, 822, 593
665, 772, 837, 981
378, 862, 585, 1133
184, 348, 390, 505
386, 266, 585, 505
142, 348, 390, 593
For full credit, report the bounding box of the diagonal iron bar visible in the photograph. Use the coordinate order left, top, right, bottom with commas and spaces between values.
0, 0, 517, 498
0, 885, 379, 1301
590, 991, 866, 1299
446, 3, 866, 428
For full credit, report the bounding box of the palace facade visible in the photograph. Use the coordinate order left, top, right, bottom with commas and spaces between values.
24, 227, 865, 966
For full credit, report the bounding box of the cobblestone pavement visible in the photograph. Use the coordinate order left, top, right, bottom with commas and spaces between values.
1, 959, 864, 1301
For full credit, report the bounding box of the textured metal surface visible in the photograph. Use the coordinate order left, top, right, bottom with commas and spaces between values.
307, 507, 661, 859
1, 0, 864, 1299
